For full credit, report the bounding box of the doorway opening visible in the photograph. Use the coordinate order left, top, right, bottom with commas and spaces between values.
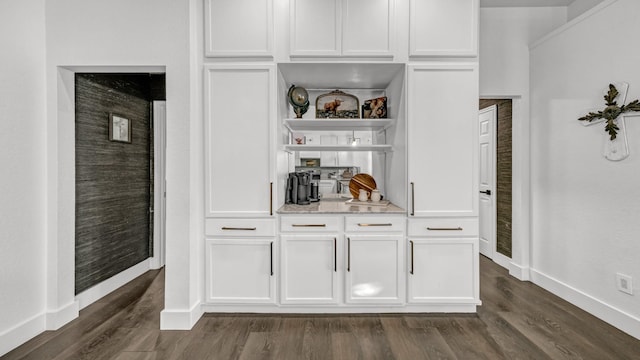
479, 99, 512, 269
74, 72, 166, 308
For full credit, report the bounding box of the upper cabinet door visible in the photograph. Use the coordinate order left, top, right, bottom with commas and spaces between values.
409, 0, 478, 57
290, 0, 394, 58
342, 0, 395, 57
290, 0, 342, 57
205, 0, 274, 57
407, 64, 479, 217
204, 65, 275, 217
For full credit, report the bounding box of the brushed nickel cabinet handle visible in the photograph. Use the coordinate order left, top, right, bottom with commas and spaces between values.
270, 241, 274, 276
410, 182, 415, 216
291, 224, 327, 227
270, 182, 273, 216
334, 237, 337, 272
347, 237, 351, 272
410, 240, 414, 275
357, 223, 393, 227
426, 227, 463, 231
221, 227, 257, 231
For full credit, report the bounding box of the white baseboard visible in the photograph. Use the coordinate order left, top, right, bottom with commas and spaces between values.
45, 300, 79, 330
530, 268, 640, 340
75, 259, 152, 310
0, 313, 45, 357
508, 260, 531, 281
160, 302, 203, 330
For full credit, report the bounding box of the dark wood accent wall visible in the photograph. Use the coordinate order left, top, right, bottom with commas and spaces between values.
75, 74, 153, 294
479, 99, 513, 258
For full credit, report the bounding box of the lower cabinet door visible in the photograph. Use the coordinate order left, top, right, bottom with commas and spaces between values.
205, 238, 275, 304
407, 238, 478, 304
280, 235, 339, 304
345, 235, 404, 304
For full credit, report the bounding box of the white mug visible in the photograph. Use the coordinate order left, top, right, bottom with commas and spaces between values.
358, 189, 370, 201
370, 189, 381, 202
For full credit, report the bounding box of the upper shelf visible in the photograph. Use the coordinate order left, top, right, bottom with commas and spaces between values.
284, 118, 394, 132
284, 144, 393, 152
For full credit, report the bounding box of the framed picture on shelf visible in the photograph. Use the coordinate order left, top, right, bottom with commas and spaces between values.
315, 90, 359, 119
362, 96, 387, 119
109, 113, 132, 143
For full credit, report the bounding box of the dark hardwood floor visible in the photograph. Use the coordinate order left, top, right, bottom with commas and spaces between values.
4, 256, 640, 359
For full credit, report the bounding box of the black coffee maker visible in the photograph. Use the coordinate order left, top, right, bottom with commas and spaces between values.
286, 172, 318, 204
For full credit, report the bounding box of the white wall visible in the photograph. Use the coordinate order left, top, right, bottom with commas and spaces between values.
1, 0, 202, 355
568, 0, 605, 20
43, 0, 203, 330
479, 6, 566, 277
530, 0, 640, 338
0, 0, 47, 355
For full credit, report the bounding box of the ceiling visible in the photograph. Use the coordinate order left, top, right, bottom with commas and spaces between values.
480, 0, 574, 7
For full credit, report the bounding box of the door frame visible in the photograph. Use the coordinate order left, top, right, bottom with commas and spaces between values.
151, 100, 167, 269
49, 66, 167, 321
478, 95, 530, 281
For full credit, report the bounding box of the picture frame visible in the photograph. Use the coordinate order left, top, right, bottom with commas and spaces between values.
315, 90, 360, 119
109, 113, 132, 143
362, 96, 387, 119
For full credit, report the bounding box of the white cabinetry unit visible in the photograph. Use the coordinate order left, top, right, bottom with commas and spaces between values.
290, 0, 395, 58
280, 235, 339, 304
407, 64, 478, 217
407, 237, 478, 305
204, 64, 275, 217
409, 0, 478, 57
205, 238, 275, 304
204, 0, 273, 57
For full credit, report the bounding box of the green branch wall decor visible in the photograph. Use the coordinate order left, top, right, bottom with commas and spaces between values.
578, 83, 640, 161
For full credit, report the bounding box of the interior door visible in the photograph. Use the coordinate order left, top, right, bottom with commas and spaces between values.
478, 105, 496, 259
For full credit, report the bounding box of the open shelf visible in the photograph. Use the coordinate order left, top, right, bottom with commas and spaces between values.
284, 118, 394, 132
284, 144, 393, 152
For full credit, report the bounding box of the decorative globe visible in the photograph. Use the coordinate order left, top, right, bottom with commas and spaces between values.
288, 85, 309, 118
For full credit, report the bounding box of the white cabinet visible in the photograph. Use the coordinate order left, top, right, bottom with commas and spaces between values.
289, 0, 395, 58
345, 235, 404, 304
204, 64, 276, 217
409, 0, 478, 57
205, 239, 276, 303
407, 64, 478, 217
204, 0, 273, 57
280, 235, 339, 304
407, 238, 478, 304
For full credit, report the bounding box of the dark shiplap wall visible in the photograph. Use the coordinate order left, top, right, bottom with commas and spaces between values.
75, 74, 152, 294
479, 99, 513, 258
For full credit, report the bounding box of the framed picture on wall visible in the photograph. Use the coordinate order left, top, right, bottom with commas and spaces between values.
109, 113, 131, 143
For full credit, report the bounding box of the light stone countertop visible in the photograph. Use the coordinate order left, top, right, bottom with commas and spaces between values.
277, 198, 405, 214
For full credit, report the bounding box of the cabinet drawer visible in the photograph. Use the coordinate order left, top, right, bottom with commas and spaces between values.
206, 218, 275, 237
345, 216, 405, 233
408, 218, 478, 237
280, 216, 340, 232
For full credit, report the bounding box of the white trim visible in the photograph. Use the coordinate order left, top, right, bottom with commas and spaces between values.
491, 251, 510, 270
160, 302, 204, 330
45, 300, 79, 330
202, 304, 479, 313
531, 268, 640, 340
151, 101, 167, 269
75, 259, 153, 310
507, 260, 530, 281
0, 313, 45, 357
530, 0, 619, 50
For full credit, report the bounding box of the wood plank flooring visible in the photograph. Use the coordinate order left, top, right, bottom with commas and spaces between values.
4, 256, 640, 359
